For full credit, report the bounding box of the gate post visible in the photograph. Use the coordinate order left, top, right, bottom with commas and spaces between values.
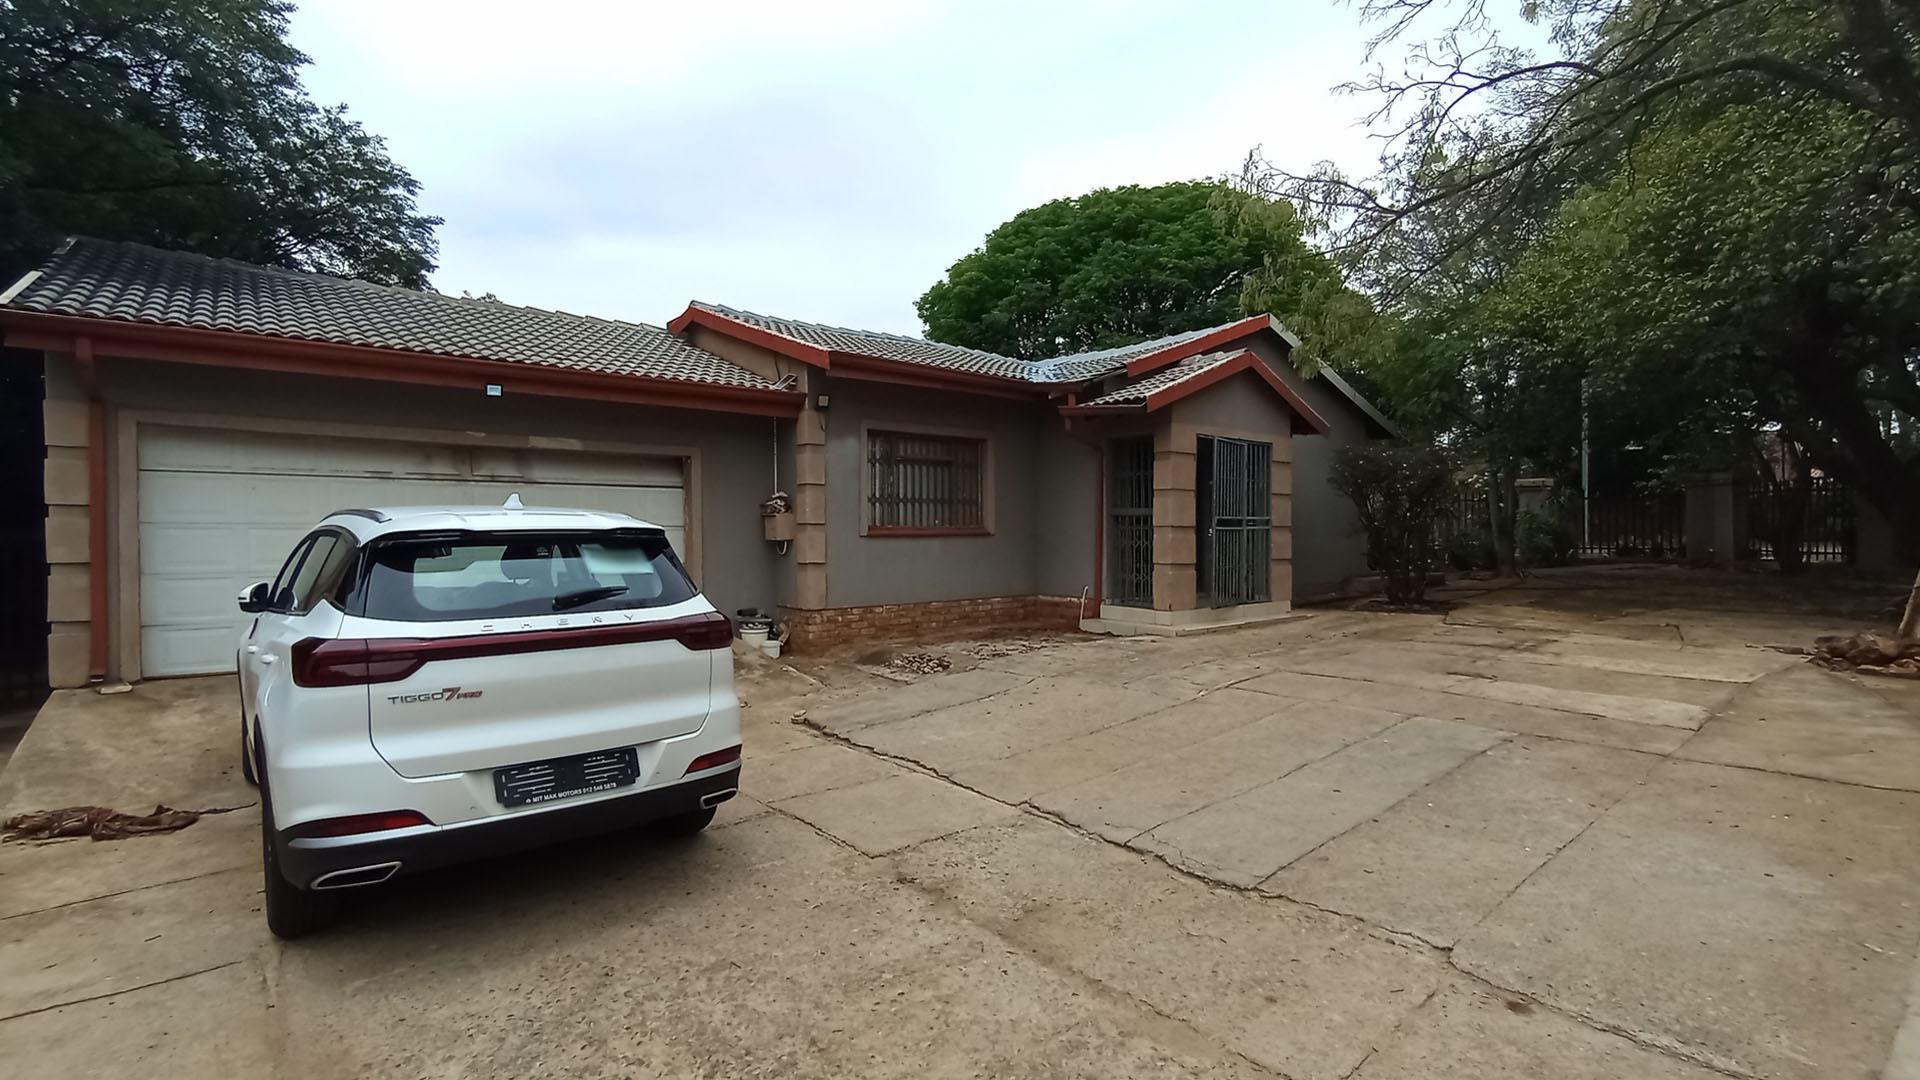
1683, 472, 1741, 564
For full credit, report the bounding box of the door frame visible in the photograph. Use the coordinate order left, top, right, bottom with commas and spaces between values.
111, 408, 701, 682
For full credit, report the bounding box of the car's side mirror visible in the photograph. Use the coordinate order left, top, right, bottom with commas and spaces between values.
237, 581, 272, 613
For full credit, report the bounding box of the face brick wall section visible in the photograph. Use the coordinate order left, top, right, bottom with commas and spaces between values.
778, 595, 1084, 652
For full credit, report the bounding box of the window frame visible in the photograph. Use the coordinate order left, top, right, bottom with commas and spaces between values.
861, 423, 993, 538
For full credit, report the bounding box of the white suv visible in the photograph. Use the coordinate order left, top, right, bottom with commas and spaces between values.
236, 502, 742, 938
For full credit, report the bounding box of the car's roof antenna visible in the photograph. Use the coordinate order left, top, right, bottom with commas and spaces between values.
502, 492, 524, 509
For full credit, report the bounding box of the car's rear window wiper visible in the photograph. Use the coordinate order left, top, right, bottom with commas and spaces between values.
551, 585, 629, 611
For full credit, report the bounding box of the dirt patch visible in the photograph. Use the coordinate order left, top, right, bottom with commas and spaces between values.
1809, 632, 1920, 678
3, 803, 243, 843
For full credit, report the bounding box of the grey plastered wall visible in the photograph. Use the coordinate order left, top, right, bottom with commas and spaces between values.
1241, 336, 1382, 600
87, 355, 783, 627
821, 379, 1044, 607
1032, 417, 1098, 600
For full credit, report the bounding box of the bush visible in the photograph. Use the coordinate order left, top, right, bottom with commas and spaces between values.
1331, 442, 1456, 604
1517, 509, 1577, 567
1443, 527, 1497, 572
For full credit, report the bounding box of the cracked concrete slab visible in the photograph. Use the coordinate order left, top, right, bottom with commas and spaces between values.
0, 866, 259, 1019
893, 815, 1447, 1080
1352, 979, 1729, 1079
1330, 681, 1696, 754
1133, 717, 1506, 886
0, 959, 273, 1079
1262, 737, 1660, 946
0, 807, 255, 919
772, 771, 1019, 855
277, 812, 1270, 1080
941, 687, 1291, 804
804, 667, 1031, 732
850, 676, 1187, 767
1030, 700, 1406, 842
747, 742, 909, 803
1675, 664, 1920, 791
1454, 759, 1920, 1080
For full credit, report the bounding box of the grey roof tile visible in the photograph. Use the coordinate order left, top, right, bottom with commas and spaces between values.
4, 239, 782, 390
1076, 349, 1245, 406
690, 301, 1037, 380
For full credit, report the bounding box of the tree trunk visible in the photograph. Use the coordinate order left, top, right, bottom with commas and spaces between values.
1486, 466, 1518, 575
1899, 566, 1920, 641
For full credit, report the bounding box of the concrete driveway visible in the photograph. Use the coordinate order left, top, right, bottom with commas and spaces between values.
2, 567, 1917, 1079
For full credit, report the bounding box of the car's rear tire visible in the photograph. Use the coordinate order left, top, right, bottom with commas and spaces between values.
658, 806, 717, 837
260, 784, 340, 940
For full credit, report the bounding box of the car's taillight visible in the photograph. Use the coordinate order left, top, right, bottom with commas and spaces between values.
291, 638, 372, 687
291, 613, 734, 687
286, 809, 433, 838
673, 611, 733, 651
684, 745, 742, 776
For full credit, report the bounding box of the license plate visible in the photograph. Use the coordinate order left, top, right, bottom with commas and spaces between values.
494, 747, 639, 807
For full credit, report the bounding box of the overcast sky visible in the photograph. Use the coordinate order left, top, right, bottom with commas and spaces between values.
289, 1, 1388, 336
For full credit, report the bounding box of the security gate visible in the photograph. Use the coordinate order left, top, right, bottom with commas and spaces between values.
1198, 436, 1271, 608
1107, 437, 1154, 607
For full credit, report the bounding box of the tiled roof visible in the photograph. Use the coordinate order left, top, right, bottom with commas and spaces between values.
2, 239, 782, 390
687, 302, 1273, 387
1077, 350, 1244, 406
1033, 325, 1238, 383
687, 301, 1036, 380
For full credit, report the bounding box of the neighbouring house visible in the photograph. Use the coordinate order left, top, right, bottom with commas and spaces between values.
0, 238, 1394, 689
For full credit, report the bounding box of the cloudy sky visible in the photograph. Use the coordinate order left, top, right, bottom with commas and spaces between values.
289, 1, 1389, 335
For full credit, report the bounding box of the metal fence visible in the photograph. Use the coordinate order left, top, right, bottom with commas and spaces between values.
1742, 475, 1855, 563
1574, 490, 1686, 560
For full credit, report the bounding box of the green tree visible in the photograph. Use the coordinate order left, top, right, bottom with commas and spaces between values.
0, 0, 440, 286
1251, 0, 1920, 562
917, 181, 1383, 367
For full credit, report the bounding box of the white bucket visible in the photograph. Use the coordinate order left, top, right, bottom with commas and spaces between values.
741, 627, 769, 648
761, 639, 782, 659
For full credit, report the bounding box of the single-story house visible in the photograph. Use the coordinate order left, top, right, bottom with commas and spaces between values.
0, 238, 1394, 689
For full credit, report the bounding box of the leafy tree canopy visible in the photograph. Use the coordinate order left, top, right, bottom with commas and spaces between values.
917, 181, 1388, 371
0, 0, 440, 286
1249, 0, 1920, 561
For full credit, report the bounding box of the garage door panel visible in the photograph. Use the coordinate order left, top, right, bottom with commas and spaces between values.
469, 448, 683, 487
141, 625, 248, 680
137, 427, 688, 677
144, 428, 472, 479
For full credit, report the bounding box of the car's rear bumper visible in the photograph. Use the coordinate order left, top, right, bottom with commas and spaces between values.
275, 764, 741, 890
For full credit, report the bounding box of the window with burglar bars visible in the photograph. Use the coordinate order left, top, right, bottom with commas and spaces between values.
1107, 437, 1155, 607
866, 430, 987, 533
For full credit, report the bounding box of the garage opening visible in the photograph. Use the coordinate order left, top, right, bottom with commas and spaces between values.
136, 426, 686, 677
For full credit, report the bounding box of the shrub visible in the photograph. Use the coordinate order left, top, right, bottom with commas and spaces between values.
1331, 442, 1456, 604
1517, 509, 1577, 567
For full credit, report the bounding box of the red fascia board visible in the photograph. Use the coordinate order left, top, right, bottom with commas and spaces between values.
0, 310, 805, 417
1141, 351, 1331, 433
1056, 402, 1146, 415
1123, 316, 1274, 378
665, 305, 833, 368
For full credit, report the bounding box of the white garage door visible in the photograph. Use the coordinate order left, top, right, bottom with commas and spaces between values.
138, 426, 686, 677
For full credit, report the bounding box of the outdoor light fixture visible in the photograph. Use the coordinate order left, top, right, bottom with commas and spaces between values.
485, 384, 503, 397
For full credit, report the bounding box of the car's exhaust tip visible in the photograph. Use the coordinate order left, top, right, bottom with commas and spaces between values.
699, 788, 738, 809
310, 861, 401, 890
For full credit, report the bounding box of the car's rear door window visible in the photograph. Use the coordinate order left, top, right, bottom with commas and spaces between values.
357, 532, 698, 621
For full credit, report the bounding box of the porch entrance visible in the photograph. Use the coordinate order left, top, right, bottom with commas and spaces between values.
1197, 435, 1272, 608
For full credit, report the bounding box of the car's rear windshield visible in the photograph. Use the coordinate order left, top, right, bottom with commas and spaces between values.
351, 531, 698, 621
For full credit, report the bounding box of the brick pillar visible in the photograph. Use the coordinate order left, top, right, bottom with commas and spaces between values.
1271, 435, 1294, 607
1151, 418, 1197, 611
790, 395, 828, 609
42, 354, 93, 687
